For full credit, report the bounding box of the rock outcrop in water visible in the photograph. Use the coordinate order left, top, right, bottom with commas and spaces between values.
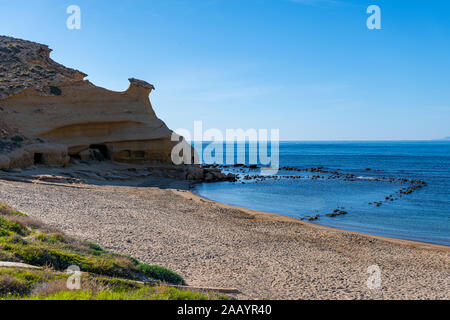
0, 35, 191, 170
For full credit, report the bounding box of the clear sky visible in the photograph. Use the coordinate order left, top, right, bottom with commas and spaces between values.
1, 0, 449, 140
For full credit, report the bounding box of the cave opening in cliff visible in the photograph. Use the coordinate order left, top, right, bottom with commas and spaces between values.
89, 144, 109, 160
34, 153, 44, 164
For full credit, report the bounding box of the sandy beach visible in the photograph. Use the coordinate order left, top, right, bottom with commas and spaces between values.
0, 172, 448, 300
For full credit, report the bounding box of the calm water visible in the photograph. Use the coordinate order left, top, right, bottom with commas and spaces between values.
193, 141, 450, 246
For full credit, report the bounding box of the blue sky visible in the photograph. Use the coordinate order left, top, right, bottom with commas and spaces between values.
1, 0, 449, 140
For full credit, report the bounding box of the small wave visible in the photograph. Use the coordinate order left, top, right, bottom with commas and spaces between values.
356, 176, 376, 180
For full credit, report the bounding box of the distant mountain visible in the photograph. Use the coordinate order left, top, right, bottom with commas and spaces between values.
430, 137, 450, 141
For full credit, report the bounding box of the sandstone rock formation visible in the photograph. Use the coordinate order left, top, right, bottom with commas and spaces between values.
0, 35, 191, 170
0, 36, 86, 100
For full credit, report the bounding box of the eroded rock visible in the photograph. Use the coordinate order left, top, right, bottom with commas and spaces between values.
0, 36, 194, 169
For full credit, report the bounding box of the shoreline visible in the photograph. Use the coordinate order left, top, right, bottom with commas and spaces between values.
176, 189, 450, 251
1, 163, 448, 251
2, 174, 448, 251
2, 172, 448, 250
197, 163, 445, 247
0, 174, 449, 299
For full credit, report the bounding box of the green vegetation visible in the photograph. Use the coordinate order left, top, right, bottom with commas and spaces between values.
0, 202, 183, 283
0, 202, 226, 300
0, 267, 65, 297
23, 284, 226, 301
0, 267, 226, 300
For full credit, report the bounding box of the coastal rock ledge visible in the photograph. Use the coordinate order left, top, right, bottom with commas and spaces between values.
0, 35, 192, 169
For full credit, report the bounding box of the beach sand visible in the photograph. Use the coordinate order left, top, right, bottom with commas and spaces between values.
0, 178, 448, 299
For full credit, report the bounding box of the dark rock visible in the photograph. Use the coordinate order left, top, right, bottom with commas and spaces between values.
11, 135, 23, 142
49, 86, 62, 95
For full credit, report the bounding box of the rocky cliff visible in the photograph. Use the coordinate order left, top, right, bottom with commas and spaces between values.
0, 35, 190, 169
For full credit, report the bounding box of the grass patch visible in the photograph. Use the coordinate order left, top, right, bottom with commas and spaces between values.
0, 267, 228, 300
21, 283, 227, 301
0, 267, 65, 297
0, 203, 28, 217
0, 203, 184, 284
136, 264, 184, 285
0, 202, 220, 300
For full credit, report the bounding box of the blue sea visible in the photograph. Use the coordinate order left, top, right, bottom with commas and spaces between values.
193, 141, 450, 246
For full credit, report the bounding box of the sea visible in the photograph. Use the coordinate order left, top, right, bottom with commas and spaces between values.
192, 141, 450, 246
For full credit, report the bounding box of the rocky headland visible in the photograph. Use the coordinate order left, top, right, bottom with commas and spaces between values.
0, 35, 234, 183
1, 36, 448, 300
0, 35, 178, 167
